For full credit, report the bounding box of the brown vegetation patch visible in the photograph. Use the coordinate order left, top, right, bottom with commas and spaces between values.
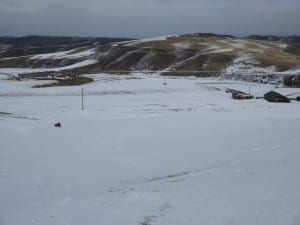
33, 76, 93, 88
174, 53, 234, 75
254, 53, 299, 71
284, 45, 300, 57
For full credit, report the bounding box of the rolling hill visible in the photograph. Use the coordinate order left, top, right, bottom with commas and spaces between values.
0, 34, 299, 82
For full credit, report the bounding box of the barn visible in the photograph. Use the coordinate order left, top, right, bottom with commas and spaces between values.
264, 91, 290, 103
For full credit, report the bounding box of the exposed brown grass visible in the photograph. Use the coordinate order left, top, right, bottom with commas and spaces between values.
33, 76, 93, 88
284, 45, 300, 57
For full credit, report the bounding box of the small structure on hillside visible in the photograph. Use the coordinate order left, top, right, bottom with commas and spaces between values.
264, 91, 290, 103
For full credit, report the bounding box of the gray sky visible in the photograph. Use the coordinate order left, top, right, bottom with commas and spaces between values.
0, 0, 299, 38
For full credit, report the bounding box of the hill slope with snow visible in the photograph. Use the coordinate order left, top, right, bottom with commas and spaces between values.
1, 34, 300, 75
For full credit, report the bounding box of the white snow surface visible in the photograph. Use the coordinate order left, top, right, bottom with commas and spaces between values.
0, 59, 98, 76
202, 43, 234, 54
208, 48, 234, 53
30, 48, 96, 60
123, 35, 174, 46
279, 43, 288, 49
173, 42, 191, 50
1, 73, 300, 225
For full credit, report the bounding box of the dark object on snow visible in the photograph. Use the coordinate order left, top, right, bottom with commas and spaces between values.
54, 122, 61, 127
232, 92, 253, 100
283, 75, 300, 88
264, 91, 290, 103
297, 96, 300, 102
226, 88, 253, 100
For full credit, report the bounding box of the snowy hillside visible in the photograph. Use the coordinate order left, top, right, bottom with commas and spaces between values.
0, 34, 300, 80
106, 34, 300, 74
1, 72, 300, 225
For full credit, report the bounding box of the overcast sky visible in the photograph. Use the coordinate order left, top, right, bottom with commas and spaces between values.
0, 0, 299, 38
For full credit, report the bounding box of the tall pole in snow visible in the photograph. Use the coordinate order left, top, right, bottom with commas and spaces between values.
81, 88, 84, 111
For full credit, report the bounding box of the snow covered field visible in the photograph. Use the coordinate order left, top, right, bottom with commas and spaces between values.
1, 73, 300, 225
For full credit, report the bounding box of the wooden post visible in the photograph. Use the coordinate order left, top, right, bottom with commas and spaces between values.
81, 88, 84, 110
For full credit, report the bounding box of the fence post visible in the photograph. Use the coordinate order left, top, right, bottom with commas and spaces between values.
81, 88, 84, 111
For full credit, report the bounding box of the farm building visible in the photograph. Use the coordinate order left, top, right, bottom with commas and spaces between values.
264, 91, 290, 103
